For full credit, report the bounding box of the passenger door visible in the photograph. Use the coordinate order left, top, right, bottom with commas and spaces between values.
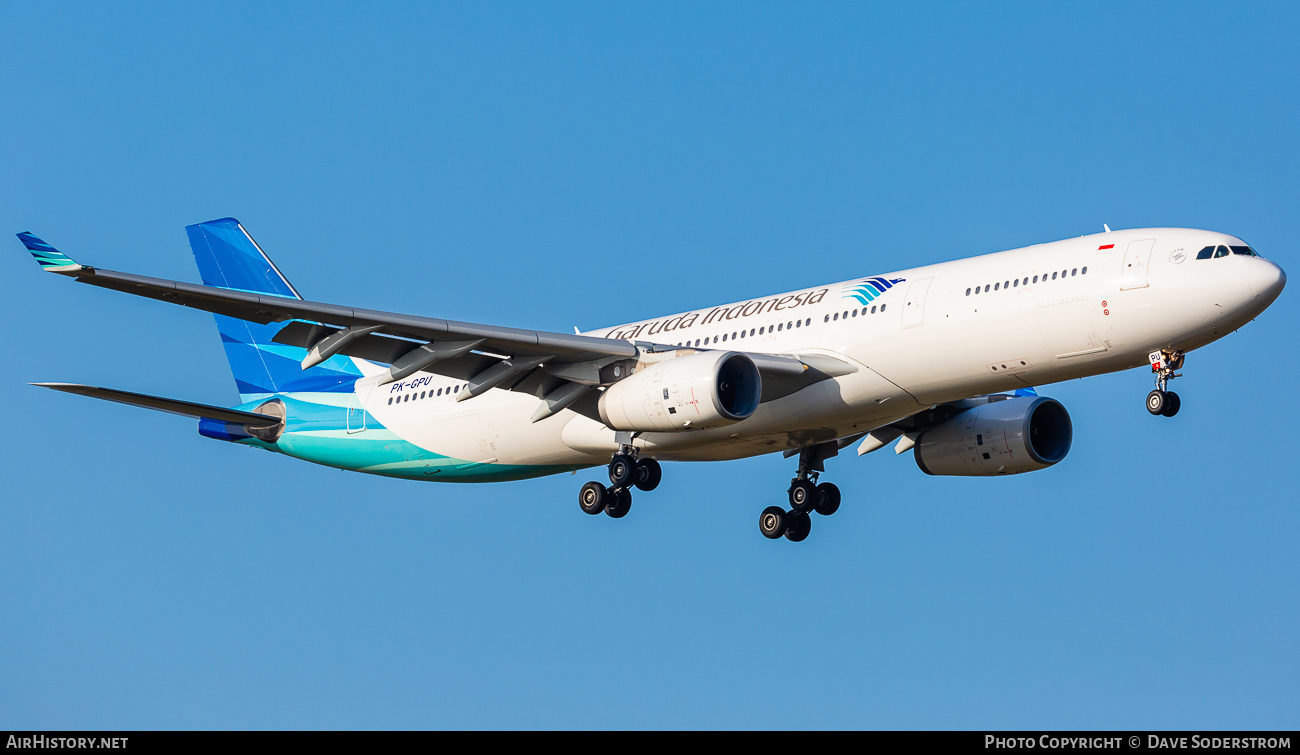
902, 277, 933, 327
347, 383, 370, 433
1120, 238, 1156, 290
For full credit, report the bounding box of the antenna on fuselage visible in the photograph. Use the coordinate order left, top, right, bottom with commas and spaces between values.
1103, 224, 1111, 233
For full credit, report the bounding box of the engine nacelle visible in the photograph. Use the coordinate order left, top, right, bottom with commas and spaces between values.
598, 351, 762, 432
914, 396, 1072, 476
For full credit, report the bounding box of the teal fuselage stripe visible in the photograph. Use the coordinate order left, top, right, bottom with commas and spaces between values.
231, 392, 586, 483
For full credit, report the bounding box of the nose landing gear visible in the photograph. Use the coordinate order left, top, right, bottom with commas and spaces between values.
1146, 349, 1184, 418
576, 442, 662, 519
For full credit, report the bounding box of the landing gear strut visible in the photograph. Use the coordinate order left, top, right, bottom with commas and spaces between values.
577, 440, 661, 519
1146, 349, 1184, 418
759, 443, 842, 542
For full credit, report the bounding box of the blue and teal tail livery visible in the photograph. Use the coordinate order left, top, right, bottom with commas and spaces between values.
185, 218, 362, 402
187, 217, 301, 299
17, 232, 82, 272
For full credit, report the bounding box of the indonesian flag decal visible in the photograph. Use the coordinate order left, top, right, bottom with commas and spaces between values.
1098, 244, 1115, 250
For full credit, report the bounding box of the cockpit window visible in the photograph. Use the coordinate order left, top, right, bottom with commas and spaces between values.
1196, 246, 1214, 260
1213, 245, 1230, 258
1230, 245, 1258, 256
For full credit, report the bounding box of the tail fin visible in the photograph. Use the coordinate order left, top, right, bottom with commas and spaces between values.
186, 218, 361, 402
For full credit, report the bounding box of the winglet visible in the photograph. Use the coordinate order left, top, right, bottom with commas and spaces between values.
17, 232, 83, 273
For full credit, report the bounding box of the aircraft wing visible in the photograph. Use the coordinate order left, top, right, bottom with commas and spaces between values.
19, 231, 848, 414
36, 258, 639, 363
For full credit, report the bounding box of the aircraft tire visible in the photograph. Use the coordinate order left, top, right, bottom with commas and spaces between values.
759, 506, 787, 539
609, 454, 637, 488
788, 479, 816, 513
605, 487, 632, 519
1161, 391, 1181, 417
1146, 389, 1167, 416
579, 482, 608, 515
634, 458, 662, 492
784, 511, 811, 542
814, 482, 841, 516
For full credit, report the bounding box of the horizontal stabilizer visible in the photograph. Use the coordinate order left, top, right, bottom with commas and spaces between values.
32, 383, 275, 425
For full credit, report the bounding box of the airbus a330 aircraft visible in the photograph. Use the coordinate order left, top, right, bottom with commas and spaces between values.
19, 219, 1286, 542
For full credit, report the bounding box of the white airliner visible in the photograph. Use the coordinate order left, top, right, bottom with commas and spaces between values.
19, 219, 1285, 542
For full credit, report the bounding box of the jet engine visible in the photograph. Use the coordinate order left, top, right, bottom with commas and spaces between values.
914, 396, 1072, 476
598, 351, 762, 432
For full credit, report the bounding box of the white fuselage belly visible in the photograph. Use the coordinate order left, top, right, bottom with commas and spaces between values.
366, 228, 1279, 468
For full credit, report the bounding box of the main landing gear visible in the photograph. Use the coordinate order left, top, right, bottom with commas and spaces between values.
577, 444, 661, 519
758, 444, 842, 543
1146, 349, 1185, 418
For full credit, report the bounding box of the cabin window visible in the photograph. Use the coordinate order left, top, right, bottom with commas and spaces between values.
1013, 279, 1019, 287
833, 312, 839, 321
871, 305, 877, 313
825, 314, 830, 322
880, 304, 886, 312
994, 282, 1000, 290
1081, 266, 1087, 274
1071, 268, 1077, 276
966, 288, 971, 296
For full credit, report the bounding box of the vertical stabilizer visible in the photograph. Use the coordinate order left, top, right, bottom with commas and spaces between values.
186, 218, 361, 402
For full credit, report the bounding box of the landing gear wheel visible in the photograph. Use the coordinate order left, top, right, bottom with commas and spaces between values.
814, 482, 841, 516
759, 506, 787, 539
604, 487, 632, 519
608, 454, 637, 488
634, 458, 662, 492
579, 482, 608, 515
1161, 391, 1181, 418
1146, 389, 1167, 416
784, 511, 811, 542
788, 479, 816, 513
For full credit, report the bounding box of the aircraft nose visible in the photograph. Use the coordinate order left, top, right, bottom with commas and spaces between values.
1249, 258, 1286, 303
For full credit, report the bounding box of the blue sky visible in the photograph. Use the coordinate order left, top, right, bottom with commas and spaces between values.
2, 2, 1296, 729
